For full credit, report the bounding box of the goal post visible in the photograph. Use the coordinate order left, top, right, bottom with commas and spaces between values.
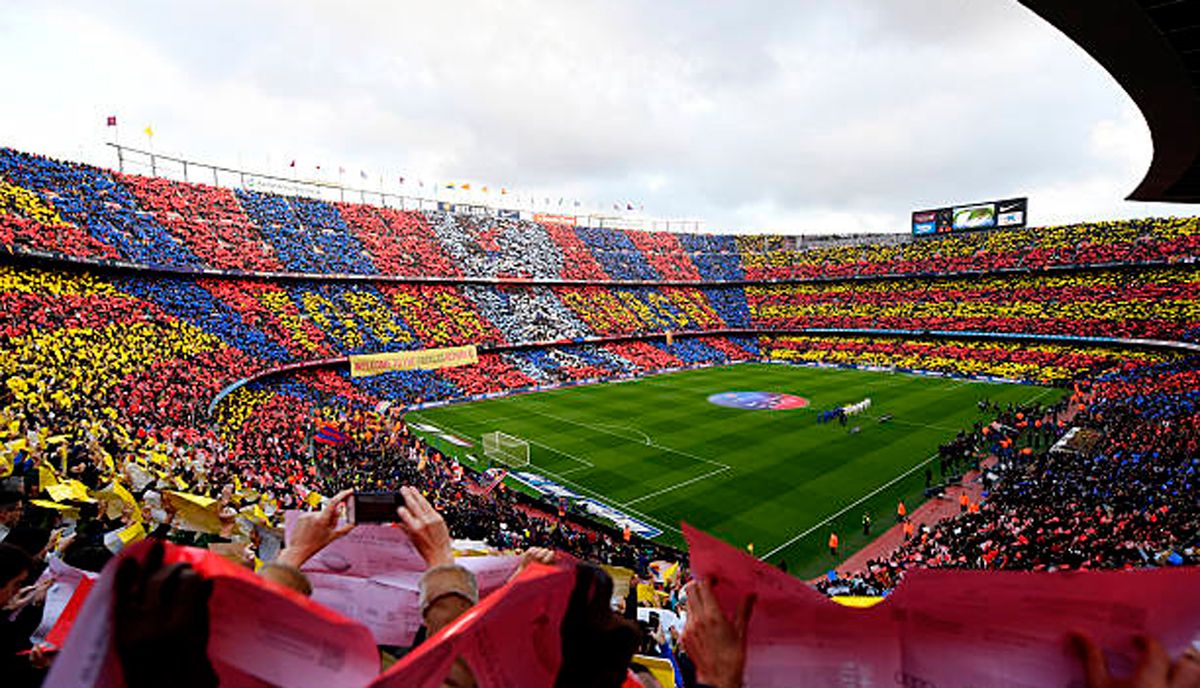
482, 431, 531, 469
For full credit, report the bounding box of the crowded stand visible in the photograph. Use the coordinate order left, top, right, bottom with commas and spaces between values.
748, 268, 1200, 341
738, 216, 1200, 280
0, 149, 200, 268
575, 226, 663, 281
333, 204, 461, 278
117, 173, 282, 272
426, 213, 568, 280
765, 335, 1177, 384
625, 230, 703, 281
2, 148, 1198, 283
0, 178, 118, 260
233, 189, 378, 275
820, 357, 1200, 598
0, 146, 1199, 686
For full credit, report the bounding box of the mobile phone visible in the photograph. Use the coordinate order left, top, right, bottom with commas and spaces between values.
348, 491, 402, 524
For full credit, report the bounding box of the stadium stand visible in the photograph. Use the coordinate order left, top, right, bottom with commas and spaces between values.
0, 148, 1198, 686
4, 149, 1198, 280
820, 357, 1200, 595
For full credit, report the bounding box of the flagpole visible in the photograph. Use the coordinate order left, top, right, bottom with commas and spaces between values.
144, 125, 156, 175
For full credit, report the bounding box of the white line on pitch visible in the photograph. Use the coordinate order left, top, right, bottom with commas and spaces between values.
407, 412, 593, 469
408, 414, 679, 534
517, 403, 731, 470
1023, 387, 1055, 404
760, 452, 939, 561
621, 466, 732, 507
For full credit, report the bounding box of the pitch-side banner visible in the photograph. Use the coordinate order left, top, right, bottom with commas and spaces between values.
350, 345, 478, 378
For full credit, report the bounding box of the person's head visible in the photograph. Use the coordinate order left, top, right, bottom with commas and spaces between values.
0, 480, 25, 527
557, 564, 641, 688
0, 543, 33, 607
62, 536, 114, 573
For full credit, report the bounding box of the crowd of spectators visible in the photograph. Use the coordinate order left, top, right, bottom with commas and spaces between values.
1, 147, 1199, 685
333, 204, 461, 277
748, 267, 1200, 341
117, 173, 282, 272
765, 335, 1176, 384
575, 226, 663, 281
626, 230, 704, 281
4, 147, 1198, 286
0, 178, 118, 260
820, 358, 1199, 599
0, 149, 200, 268
739, 216, 1200, 280
137, 277, 750, 359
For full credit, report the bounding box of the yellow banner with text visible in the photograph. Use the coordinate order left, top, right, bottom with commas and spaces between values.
349, 345, 478, 378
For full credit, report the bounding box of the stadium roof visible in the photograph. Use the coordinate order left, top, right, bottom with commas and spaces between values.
1021, 0, 1200, 202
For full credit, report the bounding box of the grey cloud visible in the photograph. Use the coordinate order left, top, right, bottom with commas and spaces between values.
4, 0, 1193, 233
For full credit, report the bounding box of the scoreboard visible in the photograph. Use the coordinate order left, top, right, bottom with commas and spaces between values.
912, 197, 1027, 236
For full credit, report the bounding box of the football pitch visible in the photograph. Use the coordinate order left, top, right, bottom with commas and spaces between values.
408, 363, 1067, 577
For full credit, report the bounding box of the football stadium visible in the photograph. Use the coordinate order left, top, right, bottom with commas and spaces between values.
1, 2, 1199, 687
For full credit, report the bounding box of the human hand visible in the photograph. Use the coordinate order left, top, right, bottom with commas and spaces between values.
397, 485, 453, 568
682, 578, 755, 688
5, 577, 52, 610
275, 489, 354, 569
1072, 633, 1200, 688
509, 546, 556, 583
28, 644, 54, 669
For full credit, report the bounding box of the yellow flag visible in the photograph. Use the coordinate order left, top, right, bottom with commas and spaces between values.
830, 596, 885, 608
96, 481, 142, 522
38, 463, 59, 489
164, 491, 222, 534
104, 521, 146, 553
45, 479, 94, 503
98, 448, 114, 472
30, 499, 71, 511
636, 582, 656, 603
165, 491, 216, 508
662, 561, 680, 582
29, 499, 79, 518
144, 125, 154, 138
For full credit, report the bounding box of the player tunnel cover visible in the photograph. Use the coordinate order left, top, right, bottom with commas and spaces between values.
707, 391, 810, 410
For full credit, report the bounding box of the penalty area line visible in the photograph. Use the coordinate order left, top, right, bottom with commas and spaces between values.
406, 412, 594, 469
760, 452, 939, 561
621, 465, 732, 508
516, 402, 732, 470
407, 414, 680, 535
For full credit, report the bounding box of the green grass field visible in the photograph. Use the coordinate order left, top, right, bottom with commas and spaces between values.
408, 363, 1066, 577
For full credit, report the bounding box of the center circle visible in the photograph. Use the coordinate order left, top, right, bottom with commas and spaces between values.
707, 391, 810, 410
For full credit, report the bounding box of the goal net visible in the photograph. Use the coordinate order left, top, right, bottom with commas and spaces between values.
482, 431, 531, 469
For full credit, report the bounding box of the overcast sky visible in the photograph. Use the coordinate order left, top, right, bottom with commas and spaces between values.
1, 0, 1194, 234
